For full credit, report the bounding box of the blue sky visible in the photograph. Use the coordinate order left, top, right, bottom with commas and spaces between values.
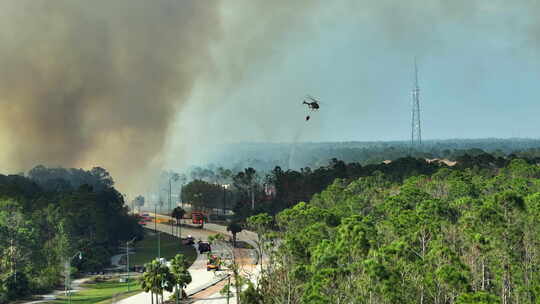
172, 0, 540, 160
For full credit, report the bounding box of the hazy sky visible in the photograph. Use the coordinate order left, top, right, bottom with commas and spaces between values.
166, 0, 540, 167
0, 1, 539, 193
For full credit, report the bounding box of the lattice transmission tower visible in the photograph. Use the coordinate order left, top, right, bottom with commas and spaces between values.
411, 59, 422, 147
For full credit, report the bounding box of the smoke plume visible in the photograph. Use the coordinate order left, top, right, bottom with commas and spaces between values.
0, 1, 221, 192
0, 1, 539, 194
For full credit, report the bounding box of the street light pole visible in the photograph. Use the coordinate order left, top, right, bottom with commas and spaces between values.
180, 183, 184, 210
169, 178, 174, 236
66, 252, 82, 304
227, 275, 231, 304
123, 193, 130, 214
126, 237, 136, 292
222, 184, 227, 217
155, 205, 160, 258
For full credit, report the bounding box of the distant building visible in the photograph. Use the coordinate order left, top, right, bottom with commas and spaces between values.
264, 183, 276, 198
426, 158, 457, 166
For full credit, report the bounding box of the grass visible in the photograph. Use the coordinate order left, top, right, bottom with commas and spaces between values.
52, 278, 141, 304
129, 229, 197, 266
49, 231, 196, 304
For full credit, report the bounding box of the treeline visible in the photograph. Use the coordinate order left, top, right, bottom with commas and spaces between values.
183, 151, 535, 222
180, 167, 263, 216
0, 166, 142, 303
180, 158, 446, 218
160, 140, 540, 214
248, 158, 540, 303
203, 138, 540, 171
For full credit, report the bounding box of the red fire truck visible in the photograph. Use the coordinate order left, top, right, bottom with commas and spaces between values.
191, 212, 205, 228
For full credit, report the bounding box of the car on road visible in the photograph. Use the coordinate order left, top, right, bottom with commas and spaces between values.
184, 235, 195, 245
198, 241, 211, 254
207, 254, 221, 271
132, 265, 145, 273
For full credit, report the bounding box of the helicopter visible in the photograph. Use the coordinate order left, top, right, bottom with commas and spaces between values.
302, 95, 320, 121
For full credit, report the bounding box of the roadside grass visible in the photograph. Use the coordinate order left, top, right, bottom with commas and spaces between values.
50, 230, 197, 304
127, 229, 197, 266
52, 278, 140, 304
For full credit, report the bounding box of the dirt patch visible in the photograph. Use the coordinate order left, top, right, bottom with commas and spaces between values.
233, 241, 254, 249
189, 279, 228, 300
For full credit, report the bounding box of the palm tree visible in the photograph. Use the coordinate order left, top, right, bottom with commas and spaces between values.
233, 167, 258, 210
139, 259, 176, 304
170, 254, 192, 302
158, 262, 175, 304
171, 207, 185, 238
227, 222, 243, 247
139, 260, 159, 304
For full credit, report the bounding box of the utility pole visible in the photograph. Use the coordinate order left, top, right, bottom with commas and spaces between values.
159, 203, 161, 259
64, 261, 69, 297
223, 185, 227, 216
180, 184, 183, 210
226, 275, 231, 304
126, 237, 136, 292
251, 184, 255, 210
155, 205, 160, 258
169, 178, 174, 236
65, 252, 82, 304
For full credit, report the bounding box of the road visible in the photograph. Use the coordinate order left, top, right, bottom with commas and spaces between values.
117, 215, 259, 304
145, 213, 258, 245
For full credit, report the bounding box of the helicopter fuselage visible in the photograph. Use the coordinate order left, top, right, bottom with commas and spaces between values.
303, 101, 319, 110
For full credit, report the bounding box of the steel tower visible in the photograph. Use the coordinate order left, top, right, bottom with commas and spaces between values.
411, 59, 422, 147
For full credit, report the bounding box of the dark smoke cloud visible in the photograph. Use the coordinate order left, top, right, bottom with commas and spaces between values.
169, 0, 540, 168
0, 1, 221, 191
1, 0, 539, 193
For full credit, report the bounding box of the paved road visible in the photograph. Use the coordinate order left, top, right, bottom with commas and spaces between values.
116, 247, 227, 304
117, 216, 250, 304
23, 215, 257, 304
146, 213, 259, 243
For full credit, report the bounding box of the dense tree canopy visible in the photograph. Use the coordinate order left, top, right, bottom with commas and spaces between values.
0, 166, 142, 303
181, 179, 229, 211
176, 153, 540, 223
250, 158, 540, 304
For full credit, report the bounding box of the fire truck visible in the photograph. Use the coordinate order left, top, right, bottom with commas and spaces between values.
207, 254, 221, 271
191, 211, 205, 228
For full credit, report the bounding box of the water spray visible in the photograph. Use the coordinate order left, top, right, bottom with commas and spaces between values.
288, 95, 322, 169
